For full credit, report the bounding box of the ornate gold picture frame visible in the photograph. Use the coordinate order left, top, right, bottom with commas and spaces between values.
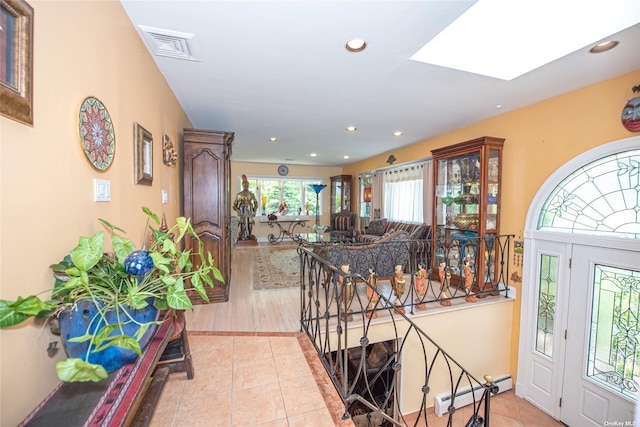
134, 122, 153, 185
0, 0, 34, 126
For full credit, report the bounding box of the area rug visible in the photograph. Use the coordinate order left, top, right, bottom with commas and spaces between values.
252, 244, 300, 290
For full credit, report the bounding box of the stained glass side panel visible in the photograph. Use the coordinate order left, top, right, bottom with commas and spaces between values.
537, 149, 640, 239
536, 254, 558, 357
587, 264, 640, 400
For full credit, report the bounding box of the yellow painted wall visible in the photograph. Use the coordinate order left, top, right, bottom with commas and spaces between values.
344, 69, 640, 381
0, 2, 192, 425
0, 1, 637, 424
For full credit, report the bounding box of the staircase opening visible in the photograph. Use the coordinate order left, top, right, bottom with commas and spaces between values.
328, 339, 397, 426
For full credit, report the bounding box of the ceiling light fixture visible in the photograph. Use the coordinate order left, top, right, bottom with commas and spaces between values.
393, 131, 403, 137
269, 137, 277, 142
346, 126, 357, 132
343, 155, 350, 160
310, 153, 317, 157
589, 40, 619, 54
345, 38, 367, 53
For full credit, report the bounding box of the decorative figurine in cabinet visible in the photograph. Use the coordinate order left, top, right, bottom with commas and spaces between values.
431, 136, 504, 296
330, 175, 352, 213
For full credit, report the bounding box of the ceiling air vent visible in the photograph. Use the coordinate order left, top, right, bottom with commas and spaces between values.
138, 25, 199, 61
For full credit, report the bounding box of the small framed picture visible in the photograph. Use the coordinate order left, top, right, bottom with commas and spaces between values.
134, 122, 152, 185
0, 0, 34, 126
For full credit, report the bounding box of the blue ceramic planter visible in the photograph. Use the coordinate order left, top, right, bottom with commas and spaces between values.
58, 299, 158, 372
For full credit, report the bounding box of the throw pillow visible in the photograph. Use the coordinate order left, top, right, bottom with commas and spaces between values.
368, 218, 386, 236
335, 215, 351, 231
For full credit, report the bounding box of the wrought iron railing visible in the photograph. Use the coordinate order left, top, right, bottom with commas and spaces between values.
298, 234, 514, 426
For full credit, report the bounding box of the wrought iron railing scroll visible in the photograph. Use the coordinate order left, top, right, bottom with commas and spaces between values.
298, 234, 514, 426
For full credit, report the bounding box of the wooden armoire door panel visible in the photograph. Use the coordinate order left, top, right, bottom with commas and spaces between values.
185, 231, 225, 302
183, 128, 234, 303
188, 148, 223, 228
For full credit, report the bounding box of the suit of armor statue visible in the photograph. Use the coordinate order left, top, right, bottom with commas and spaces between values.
233, 175, 258, 240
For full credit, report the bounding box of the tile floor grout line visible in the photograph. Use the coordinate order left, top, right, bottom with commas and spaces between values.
273, 340, 290, 425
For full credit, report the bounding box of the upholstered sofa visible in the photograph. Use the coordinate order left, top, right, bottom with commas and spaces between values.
326, 210, 357, 240
353, 219, 432, 267
313, 230, 411, 279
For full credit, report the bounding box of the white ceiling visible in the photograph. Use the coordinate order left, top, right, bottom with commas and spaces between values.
120, 1, 640, 167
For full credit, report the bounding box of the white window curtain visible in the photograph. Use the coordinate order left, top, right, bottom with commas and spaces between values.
369, 160, 432, 224
382, 162, 432, 223
384, 166, 422, 223
422, 161, 433, 224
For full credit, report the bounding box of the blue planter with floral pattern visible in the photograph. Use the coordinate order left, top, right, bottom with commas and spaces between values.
58, 298, 158, 372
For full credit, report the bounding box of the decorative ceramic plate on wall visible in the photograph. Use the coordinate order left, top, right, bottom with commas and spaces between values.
78, 96, 116, 171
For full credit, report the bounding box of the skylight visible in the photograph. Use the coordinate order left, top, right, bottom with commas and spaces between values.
410, 0, 640, 81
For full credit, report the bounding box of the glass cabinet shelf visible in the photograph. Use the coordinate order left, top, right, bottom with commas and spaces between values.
330, 175, 351, 213
431, 136, 504, 293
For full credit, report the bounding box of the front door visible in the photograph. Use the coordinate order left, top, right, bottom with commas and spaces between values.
561, 245, 639, 426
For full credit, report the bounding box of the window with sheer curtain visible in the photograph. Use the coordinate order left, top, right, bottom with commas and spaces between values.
383, 165, 425, 223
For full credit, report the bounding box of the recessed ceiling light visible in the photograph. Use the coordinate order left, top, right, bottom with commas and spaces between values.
346, 126, 357, 132
393, 131, 403, 137
345, 38, 367, 52
589, 40, 619, 54
495, 104, 502, 109
310, 153, 317, 157
269, 137, 277, 142
343, 155, 350, 160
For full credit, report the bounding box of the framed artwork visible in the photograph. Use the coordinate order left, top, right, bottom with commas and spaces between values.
78, 96, 116, 171
0, 0, 34, 126
134, 122, 153, 185
162, 134, 177, 166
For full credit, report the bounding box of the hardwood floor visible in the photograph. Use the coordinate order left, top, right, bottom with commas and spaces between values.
184, 244, 300, 332
174, 242, 564, 426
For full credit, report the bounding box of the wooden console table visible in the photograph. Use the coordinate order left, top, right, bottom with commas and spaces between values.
261, 218, 308, 244
19, 312, 193, 427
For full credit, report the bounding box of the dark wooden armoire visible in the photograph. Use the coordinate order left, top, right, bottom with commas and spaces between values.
182, 128, 234, 303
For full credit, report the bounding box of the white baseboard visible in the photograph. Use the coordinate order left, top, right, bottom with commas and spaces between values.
434, 374, 512, 417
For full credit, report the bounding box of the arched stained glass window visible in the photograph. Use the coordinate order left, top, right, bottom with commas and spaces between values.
537, 149, 640, 239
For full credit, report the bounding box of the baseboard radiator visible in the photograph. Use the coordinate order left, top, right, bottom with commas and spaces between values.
434, 374, 512, 417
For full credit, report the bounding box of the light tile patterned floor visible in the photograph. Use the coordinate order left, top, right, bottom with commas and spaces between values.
149, 332, 564, 427
149, 332, 352, 427
152, 244, 566, 426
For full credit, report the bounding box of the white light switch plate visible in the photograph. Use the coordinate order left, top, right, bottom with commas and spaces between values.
94, 179, 111, 202
161, 189, 168, 204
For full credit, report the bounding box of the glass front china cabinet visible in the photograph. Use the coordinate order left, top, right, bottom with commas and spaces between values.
330, 175, 351, 213
431, 136, 504, 294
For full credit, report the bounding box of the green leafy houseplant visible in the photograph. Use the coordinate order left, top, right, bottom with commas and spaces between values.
0, 207, 223, 382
